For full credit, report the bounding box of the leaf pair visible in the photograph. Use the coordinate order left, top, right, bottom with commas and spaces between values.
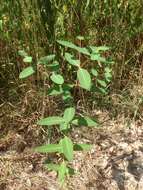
18, 50, 34, 79
37, 107, 75, 131
57, 40, 90, 56
37, 107, 98, 129
35, 136, 92, 162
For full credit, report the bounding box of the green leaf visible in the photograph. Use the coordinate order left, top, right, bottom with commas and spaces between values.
105, 67, 112, 73
0, 20, 3, 30
48, 85, 63, 96
74, 144, 92, 151
77, 68, 91, 90
85, 0, 90, 9
65, 53, 80, 67
91, 68, 98, 77
76, 36, 85, 41
72, 116, 98, 127
35, 144, 62, 153
62, 91, 73, 102
74, 47, 90, 56
60, 136, 73, 161
58, 162, 67, 184
105, 72, 112, 82
19, 66, 35, 79
47, 61, 60, 71
57, 40, 90, 55
37, 116, 65, 126
96, 46, 110, 52
18, 50, 28, 57
105, 67, 112, 82
62, 84, 74, 91
98, 87, 107, 94
45, 164, 60, 171
63, 107, 75, 123
38, 54, 55, 64
89, 46, 110, 53
90, 54, 106, 62
57, 40, 77, 49
23, 56, 32, 63
97, 79, 107, 87
60, 123, 70, 131
90, 54, 100, 61
50, 73, 64, 85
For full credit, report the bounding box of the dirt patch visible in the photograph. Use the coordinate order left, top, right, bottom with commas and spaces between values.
68, 114, 143, 190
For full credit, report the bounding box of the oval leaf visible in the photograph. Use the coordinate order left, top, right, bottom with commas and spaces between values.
60, 123, 70, 131
97, 79, 107, 87
38, 54, 55, 64
91, 68, 98, 77
19, 66, 35, 79
48, 85, 63, 96
18, 50, 28, 57
60, 136, 73, 161
72, 116, 98, 127
65, 53, 80, 67
63, 107, 75, 123
58, 162, 67, 184
77, 68, 91, 90
50, 73, 64, 85
57, 40, 77, 49
74, 46, 90, 55
23, 56, 32, 63
37, 116, 65, 126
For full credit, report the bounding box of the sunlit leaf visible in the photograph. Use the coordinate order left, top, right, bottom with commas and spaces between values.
37, 116, 65, 126
91, 68, 98, 76
74, 47, 90, 55
23, 56, 32, 63
48, 85, 63, 96
77, 68, 91, 90
90, 53, 100, 61
60, 136, 73, 161
58, 162, 67, 184
96, 46, 110, 51
98, 87, 107, 94
38, 54, 55, 64
63, 107, 75, 123
97, 79, 107, 87
35, 144, 62, 153
65, 53, 80, 67
89, 46, 110, 53
60, 122, 70, 131
91, 54, 106, 62
85, 0, 90, 9
76, 36, 85, 40
47, 61, 60, 71
57, 40, 77, 49
19, 66, 35, 79
72, 116, 98, 127
18, 50, 28, 57
50, 73, 64, 85
62, 91, 73, 102
0, 20, 3, 30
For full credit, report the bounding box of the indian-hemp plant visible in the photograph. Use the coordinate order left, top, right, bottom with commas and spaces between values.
19, 39, 113, 185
